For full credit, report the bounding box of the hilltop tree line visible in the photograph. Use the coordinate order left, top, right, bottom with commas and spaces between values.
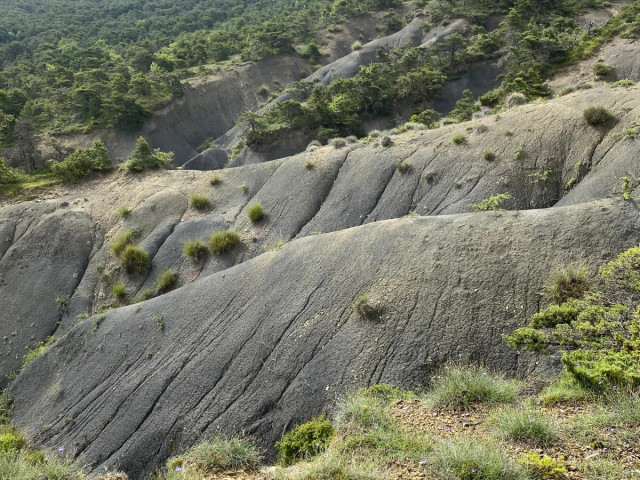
0, 0, 402, 169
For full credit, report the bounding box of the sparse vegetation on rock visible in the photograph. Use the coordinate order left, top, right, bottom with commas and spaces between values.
247, 203, 264, 222
209, 230, 241, 255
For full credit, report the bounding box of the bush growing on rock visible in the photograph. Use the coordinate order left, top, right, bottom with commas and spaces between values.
592, 61, 611, 77
125, 137, 173, 172
209, 230, 241, 255
120, 245, 149, 275
247, 203, 264, 222
277, 416, 335, 465
543, 264, 592, 305
189, 193, 210, 210
353, 294, 383, 320
471, 193, 511, 211
505, 92, 527, 108
583, 106, 615, 126
184, 239, 208, 260
156, 269, 177, 293
165, 435, 261, 475
504, 244, 640, 389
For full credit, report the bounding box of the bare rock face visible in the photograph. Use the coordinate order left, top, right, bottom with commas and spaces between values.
0, 207, 94, 384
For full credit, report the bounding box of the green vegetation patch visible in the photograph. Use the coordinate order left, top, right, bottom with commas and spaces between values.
423, 365, 520, 411
209, 230, 241, 255
277, 416, 335, 466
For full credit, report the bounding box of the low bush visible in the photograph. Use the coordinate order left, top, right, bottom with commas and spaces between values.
120, 245, 149, 275
277, 416, 335, 466
520, 452, 566, 479
482, 149, 496, 162
353, 294, 383, 320
125, 137, 173, 172
189, 193, 210, 210
583, 106, 615, 127
117, 205, 132, 217
22, 337, 56, 370
156, 269, 177, 293
209, 173, 222, 186
51, 140, 112, 182
427, 437, 527, 480
110, 231, 134, 257
112, 283, 126, 299
592, 62, 611, 77
166, 435, 261, 474
492, 406, 558, 446
184, 239, 208, 261
470, 193, 511, 212
424, 364, 519, 411
451, 133, 466, 145
543, 265, 592, 305
209, 230, 241, 255
247, 203, 264, 222
330, 138, 347, 149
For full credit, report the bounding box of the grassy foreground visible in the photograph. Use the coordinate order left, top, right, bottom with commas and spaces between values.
4, 364, 638, 480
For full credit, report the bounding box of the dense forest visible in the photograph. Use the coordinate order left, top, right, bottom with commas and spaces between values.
238, 0, 640, 146
0, 0, 397, 162
3, 0, 640, 175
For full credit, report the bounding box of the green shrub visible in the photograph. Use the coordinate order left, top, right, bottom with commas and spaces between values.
112, 283, 126, 299
184, 239, 208, 260
0, 448, 84, 480
427, 437, 527, 480
351, 41, 362, 51
537, 374, 592, 405
334, 394, 390, 433
22, 337, 56, 370
156, 269, 177, 293
514, 145, 525, 160
166, 435, 261, 474
353, 294, 383, 321
492, 406, 558, 446
120, 245, 149, 274
451, 133, 466, 145
51, 140, 111, 182
505, 244, 640, 389
125, 137, 173, 172
529, 299, 583, 328
110, 231, 134, 257
583, 106, 615, 127
277, 416, 335, 466
470, 193, 511, 211
424, 365, 519, 411
209, 173, 222, 186
237, 183, 248, 194
482, 149, 496, 162
209, 230, 241, 255
395, 160, 411, 173
520, 452, 566, 479
247, 203, 264, 222
502, 327, 550, 354
592, 62, 612, 77
0, 430, 26, 453
304, 160, 315, 170
116, 205, 132, 217
543, 265, 592, 305
189, 193, 210, 210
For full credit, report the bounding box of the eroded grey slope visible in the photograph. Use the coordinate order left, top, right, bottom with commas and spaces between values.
9, 198, 640, 479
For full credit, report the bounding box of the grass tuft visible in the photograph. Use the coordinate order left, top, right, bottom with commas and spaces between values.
491, 406, 558, 446
120, 245, 149, 275
156, 269, 177, 293
424, 364, 519, 411
209, 230, 241, 255
166, 435, 262, 475
184, 239, 208, 261
247, 203, 264, 222
189, 193, 210, 210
